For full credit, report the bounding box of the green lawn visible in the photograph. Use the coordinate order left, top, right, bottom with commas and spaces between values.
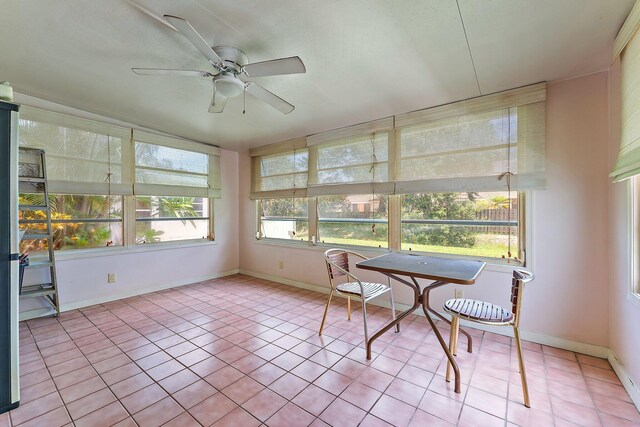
320, 234, 516, 259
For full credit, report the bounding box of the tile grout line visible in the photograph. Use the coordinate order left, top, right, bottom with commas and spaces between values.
19, 320, 77, 427
11, 274, 636, 427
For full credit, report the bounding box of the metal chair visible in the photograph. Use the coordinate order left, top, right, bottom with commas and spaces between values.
319, 249, 399, 345
443, 269, 534, 407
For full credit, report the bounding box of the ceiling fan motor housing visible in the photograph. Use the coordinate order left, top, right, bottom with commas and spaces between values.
212, 46, 248, 72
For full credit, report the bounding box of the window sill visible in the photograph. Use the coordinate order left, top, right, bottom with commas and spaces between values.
42, 239, 217, 262
255, 238, 389, 254
253, 239, 523, 272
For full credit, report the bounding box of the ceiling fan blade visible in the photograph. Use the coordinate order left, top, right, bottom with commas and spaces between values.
243, 56, 306, 77
132, 68, 213, 77
163, 15, 224, 66
124, 0, 178, 33
245, 82, 295, 114
208, 86, 227, 113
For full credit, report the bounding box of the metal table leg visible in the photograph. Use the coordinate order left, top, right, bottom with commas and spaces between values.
425, 302, 473, 353
422, 282, 462, 393
366, 273, 419, 360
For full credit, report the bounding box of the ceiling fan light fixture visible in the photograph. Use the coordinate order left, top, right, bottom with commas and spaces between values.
214, 74, 245, 98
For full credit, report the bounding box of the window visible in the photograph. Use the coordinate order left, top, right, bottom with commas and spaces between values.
317, 194, 388, 248
401, 192, 522, 260
136, 196, 209, 243
17, 107, 221, 251
259, 198, 309, 241
19, 195, 123, 252
252, 83, 545, 263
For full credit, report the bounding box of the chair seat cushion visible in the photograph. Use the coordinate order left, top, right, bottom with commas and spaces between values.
336, 282, 389, 299
444, 298, 513, 323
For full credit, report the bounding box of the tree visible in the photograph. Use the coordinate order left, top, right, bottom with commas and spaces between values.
488, 196, 510, 209
317, 195, 350, 216
262, 198, 308, 218
402, 192, 476, 248
135, 196, 200, 243
19, 194, 118, 251
261, 198, 309, 239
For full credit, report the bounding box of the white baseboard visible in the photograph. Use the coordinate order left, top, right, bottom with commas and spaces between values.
59, 269, 240, 312
239, 269, 610, 359
238, 269, 330, 295
608, 351, 640, 410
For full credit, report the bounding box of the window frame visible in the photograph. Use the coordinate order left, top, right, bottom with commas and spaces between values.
315, 194, 390, 250
18, 107, 219, 257
255, 192, 528, 266
632, 177, 640, 300
255, 199, 310, 245
398, 191, 526, 265
133, 195, 213, 245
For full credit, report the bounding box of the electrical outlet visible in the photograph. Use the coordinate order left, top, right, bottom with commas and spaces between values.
455, 289, 464, 299
278, 260, 284, 269
107, 273, 116, 283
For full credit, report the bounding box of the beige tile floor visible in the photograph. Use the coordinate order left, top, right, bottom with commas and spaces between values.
1, 274, 638, 426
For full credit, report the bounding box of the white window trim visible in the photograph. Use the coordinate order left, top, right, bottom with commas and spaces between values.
630, 177, 640, 304
49, 239, 218, 262
24, 195, 215, 262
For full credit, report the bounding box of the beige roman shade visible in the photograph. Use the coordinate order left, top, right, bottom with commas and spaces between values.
395, 83, 546, 193
19, 106, 133, 195
19, 107, 222, 198
307, 118, 395, 196
611, 1, 640, 182
133, 130, 221, 198
248, 83, 547, 198
249, 138, 308, 199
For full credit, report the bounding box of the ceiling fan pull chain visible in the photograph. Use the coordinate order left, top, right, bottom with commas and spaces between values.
243, 87, 246, 114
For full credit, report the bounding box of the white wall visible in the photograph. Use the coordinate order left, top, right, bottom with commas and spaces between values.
238, 71, 612, 354
608, 59, 640, 403
16, 94, 240, 312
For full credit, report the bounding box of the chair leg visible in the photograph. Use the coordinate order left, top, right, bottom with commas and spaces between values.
513, 325, 530, 407
389, 285, 399, 333
361, 298, 369, 346
319, 290, 333, 336
347, 297, 351, 321
446, 316, 459, 382
452, 318, 459, 357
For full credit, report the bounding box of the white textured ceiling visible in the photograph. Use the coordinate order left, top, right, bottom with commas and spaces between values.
0, 0, 633, 150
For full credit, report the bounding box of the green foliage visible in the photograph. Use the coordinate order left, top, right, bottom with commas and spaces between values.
63, 225, 111, 248
262, 198, 308, 218
136, 228, 164, 244
402, 193, 477, 248
19, 194, 119, 251
319, 223, 388, 247
317, 195, 351, 215
157, 197, 198, 225
135, 196, 200, 243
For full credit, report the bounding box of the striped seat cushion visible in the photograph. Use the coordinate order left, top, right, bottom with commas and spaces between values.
444, 298, 513, 323
336, 282, 389, 299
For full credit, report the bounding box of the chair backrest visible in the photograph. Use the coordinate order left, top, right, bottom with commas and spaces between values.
511, 269, 534, 326
325, 250, 350, 279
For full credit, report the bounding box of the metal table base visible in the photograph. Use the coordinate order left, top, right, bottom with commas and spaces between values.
365, 273, 474, 394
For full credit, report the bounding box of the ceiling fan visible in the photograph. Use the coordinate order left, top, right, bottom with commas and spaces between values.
132, 14, 306, 114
